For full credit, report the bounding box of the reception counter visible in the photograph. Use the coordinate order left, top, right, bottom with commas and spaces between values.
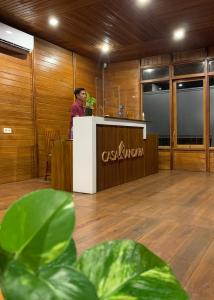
73, 116, 157, 194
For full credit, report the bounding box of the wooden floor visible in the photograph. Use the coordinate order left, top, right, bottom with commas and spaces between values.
0, 171, 213, 300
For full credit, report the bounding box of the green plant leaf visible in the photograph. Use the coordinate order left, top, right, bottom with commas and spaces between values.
0, 189, 75, 270
75, 240, 189, 300
44, 239, 77, 269
2, 261, 98, 300
0, 246, 11, 276
86, 93, 96, 107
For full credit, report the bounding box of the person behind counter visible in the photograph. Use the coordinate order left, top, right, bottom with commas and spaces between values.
69, 87, 87, 139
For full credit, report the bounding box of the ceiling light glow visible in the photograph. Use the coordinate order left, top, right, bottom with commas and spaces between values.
173, 28, 186, 41
179, 83, 183, 87
137, 0, 151, 6
49, 17, 59, 27
101, 43, 110, 54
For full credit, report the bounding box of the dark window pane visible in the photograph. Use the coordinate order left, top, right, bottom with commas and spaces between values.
177, 80, 203, 89
143, 81, 169, 92
142, 66, 169, 80
176, 80, 204, 145
209, 77, 214, 146
174, 62, 205, 76
143, 82, 170, 146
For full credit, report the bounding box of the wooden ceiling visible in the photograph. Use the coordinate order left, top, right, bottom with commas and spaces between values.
1, 0, 214, 62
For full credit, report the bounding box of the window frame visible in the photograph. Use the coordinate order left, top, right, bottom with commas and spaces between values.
172, 77, 206, 150
142, 80, 171, 149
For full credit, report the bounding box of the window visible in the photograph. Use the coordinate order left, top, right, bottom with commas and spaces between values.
209, 60, 214, 73
141, 66, 169, 81
143, 81, 170, 146
176, 80, 204, 145
174, 62, 205, 76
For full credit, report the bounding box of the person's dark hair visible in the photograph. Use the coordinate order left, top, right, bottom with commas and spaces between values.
74, 88, 85, 98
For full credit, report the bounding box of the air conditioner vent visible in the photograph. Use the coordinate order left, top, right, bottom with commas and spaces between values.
0, 22, 34, 53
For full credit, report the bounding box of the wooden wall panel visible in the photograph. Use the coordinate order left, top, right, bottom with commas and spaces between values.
209, 150, 214, 172
207, 47, 214, 59
173, 151, 206, 172
75, 54, 102, 115
0, 49, 34, 184
104, 60, 140, 119
34, 38, 73, 177
140, 48, 207, 75
173, 48, 206, 63
158, 150, 171, 170
141, 54, 171, 67
0, 39, 103, 182
144, 134, 158, 176
141, 49, 206, 67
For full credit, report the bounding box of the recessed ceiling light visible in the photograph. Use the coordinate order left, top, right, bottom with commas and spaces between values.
173, 28, 186, 41
101, 43, 110, 54
5, 30, 12, 34
137, 0, 152, 6
178, 83, 183, 87
49, 17, 59, 27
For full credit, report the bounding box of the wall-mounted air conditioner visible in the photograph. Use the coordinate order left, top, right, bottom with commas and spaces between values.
0, 22, 34, 53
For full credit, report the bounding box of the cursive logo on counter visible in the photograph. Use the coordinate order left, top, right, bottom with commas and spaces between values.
102, 141, 144, 163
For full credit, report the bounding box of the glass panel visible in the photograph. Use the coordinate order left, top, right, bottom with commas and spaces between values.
143, 81, 170, 146
209, 60, 214, 72
174, 62, 205, 76
142, 66, 169, 80
176, 80, 204, 145
209, 77, 214, 146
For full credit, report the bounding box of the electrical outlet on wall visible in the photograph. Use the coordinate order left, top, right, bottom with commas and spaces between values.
3, 128, 12, 134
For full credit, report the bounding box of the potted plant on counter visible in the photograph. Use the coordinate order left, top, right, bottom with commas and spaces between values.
85, 93, 96, 116
0, 189, 189, 300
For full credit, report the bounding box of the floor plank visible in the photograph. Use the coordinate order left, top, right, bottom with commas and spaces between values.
0, 170, 213, 299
